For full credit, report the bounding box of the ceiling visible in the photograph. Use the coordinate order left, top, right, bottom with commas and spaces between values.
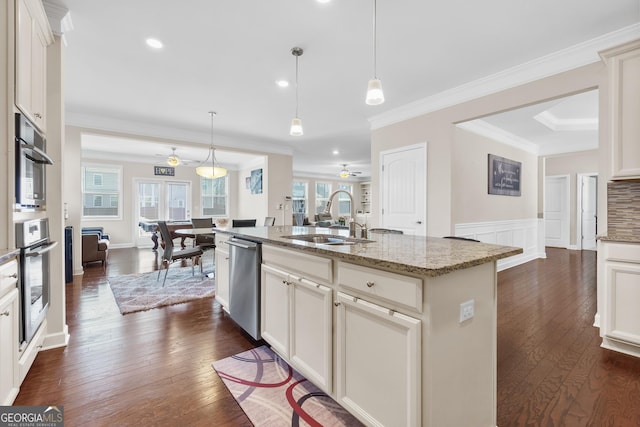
59, 0, 640, 179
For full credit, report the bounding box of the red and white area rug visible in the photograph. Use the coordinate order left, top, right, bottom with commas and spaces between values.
212, 346, 363, 426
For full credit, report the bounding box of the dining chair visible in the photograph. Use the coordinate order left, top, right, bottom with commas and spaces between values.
264, 216, 276, 226
157, 221, 203, 286
232, 219, 257, 227
191, 218, 216, 251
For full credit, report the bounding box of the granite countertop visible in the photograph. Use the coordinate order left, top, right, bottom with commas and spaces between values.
217, 226, 522, 277
0, 248, 20, 265
597, 234, 640, 244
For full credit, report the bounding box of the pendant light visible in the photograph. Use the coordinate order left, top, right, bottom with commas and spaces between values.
365, 0, 385, 105
196, 111, 227, 179
290, 47, 304, 136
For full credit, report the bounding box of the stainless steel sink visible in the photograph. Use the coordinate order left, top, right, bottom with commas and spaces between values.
282, 234, 373, 245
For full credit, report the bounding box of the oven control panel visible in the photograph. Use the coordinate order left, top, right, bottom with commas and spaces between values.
15, 218, 49, 248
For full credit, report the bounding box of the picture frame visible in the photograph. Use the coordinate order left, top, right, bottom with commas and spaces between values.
250, 168, 263, 194
488, 154, 521, 196
154, 166, 175, 176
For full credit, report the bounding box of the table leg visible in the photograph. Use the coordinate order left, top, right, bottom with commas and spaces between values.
151, 232, 159, 251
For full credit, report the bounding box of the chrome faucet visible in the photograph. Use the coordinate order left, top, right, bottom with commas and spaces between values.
323, 189, 357, 237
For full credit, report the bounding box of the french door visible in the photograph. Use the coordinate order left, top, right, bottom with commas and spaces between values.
134, 179, 192, 247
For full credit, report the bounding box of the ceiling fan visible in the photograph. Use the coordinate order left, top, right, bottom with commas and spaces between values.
154, 147, 198, 166
339, 164, 362, 178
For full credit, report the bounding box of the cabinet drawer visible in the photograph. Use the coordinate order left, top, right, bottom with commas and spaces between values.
338, 262, 422, 312
262, 245, 333, 284
604, 242, 640, 263
0, 259, 19, 299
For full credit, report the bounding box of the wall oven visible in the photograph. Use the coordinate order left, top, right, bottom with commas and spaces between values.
16, 218, 58, 347
15, 113, 53, 210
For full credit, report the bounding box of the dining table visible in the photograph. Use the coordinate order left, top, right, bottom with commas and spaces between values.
175, 228, 216, 277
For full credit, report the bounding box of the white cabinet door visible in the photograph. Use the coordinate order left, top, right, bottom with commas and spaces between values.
15, 0, 50, 132
214, 247, 230, 311
0, 289, 19, 405
290, 277, 333, 393
261, 264, 290, 358
603, 261, 640, 345
336, 291, 421, 427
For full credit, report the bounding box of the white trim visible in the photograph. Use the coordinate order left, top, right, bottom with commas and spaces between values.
544, 174, 571, 249
576, 172, 598, 251
454, 218, 546, 271
456, 121, 540, 155
533, 111, 598, 131
369, 24, 640, 130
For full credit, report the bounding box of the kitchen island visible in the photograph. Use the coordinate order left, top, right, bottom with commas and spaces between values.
216, 226, 521, 427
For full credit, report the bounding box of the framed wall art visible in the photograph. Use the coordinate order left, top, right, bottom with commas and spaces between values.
250, 168, 263, 194
488, 154, 521, 196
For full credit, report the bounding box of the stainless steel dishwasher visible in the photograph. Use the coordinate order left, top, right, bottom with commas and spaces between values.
226, 236, 262, 340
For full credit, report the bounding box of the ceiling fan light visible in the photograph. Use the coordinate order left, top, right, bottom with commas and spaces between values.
196, 165, 227, 179
290, 117, 304, 136
366, 78, 385, 105
340, 170, 350, 178
167, 155, 180, 166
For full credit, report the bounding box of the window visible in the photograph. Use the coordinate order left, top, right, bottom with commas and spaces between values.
338, 184, 352, 216
82, 165, 121, 218
292, 181, 308, 216
315, 182, 331, 214
201, 176, 228, 216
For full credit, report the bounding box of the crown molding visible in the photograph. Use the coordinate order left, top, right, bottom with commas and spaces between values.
533, 111, 598, 131
66, 112, 294, 157
43, 0, 72, 43
456, 120, 540, 155
369, 24, 640, 130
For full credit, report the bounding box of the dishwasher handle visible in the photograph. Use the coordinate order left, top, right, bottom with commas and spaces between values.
225, 239, 257, 250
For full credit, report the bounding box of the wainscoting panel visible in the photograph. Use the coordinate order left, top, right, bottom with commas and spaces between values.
455, 219, 545, 271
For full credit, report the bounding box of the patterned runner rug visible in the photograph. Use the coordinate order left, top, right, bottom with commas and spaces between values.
108, 267, 215, 314
212, 346, 363, 426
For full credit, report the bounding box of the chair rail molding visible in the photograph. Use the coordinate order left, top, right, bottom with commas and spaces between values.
454, 218, 546, 271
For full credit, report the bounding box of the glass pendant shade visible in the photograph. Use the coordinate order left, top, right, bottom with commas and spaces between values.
366, 78, 385, 105
290, 117, 303, 136
196, 164, 227, 179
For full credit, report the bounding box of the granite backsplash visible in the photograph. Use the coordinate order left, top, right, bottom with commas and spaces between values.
607, 179, 640, 239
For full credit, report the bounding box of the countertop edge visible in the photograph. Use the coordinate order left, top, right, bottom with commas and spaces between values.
217, 228, 522, 277
0, 248, 20, 265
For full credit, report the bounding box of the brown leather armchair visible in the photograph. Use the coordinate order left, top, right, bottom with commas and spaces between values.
82, 233, 109, 268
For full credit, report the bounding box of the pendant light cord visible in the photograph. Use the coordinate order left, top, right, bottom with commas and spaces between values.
295, 53, 300, 117
372, 0, 377, 78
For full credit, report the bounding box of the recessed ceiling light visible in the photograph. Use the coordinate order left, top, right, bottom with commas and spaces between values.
276, 80, 289, 88
333, 150, 339, 155
145, 38, 163, 49
317, 0, 332, 3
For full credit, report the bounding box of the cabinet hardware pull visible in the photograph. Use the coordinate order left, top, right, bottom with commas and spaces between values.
334, 302, 340, 307
366, 281, 375, 287
0, 311, 9, 316
10, 273, 18, 279
34, 113, 42, 119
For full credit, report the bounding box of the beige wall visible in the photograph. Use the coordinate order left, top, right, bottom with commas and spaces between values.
452, 127, 538, 224
371, 62, 604, 236
544, 149, 599, 246
266, 154, 293, 226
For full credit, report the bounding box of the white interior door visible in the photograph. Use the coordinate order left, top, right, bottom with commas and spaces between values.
580, 174, 598, 251
544, 175, 570, 248
381, 143, 427, 235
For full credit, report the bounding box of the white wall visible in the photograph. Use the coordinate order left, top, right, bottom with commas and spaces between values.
371, 62, 604, 236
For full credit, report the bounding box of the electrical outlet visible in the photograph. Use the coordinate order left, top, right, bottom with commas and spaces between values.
459, 299, 475, 323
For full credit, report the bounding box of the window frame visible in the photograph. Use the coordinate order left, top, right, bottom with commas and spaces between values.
315, 182, 332, 215
81, 164, 123, 220
292, 180, 309, 217
200, 175, 229, 217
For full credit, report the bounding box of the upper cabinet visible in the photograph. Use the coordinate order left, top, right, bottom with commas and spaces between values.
15, 0, 53, 133
601, 39, 640, 180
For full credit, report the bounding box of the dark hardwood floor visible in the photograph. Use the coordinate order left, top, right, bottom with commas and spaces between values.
14, 247, 640, 426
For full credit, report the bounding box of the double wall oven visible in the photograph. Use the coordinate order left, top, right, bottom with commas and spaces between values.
16, 219, 57, 347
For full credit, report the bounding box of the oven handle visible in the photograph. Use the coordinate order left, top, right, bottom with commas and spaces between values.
20, 141, 54, 165
26, 241, 59, 257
